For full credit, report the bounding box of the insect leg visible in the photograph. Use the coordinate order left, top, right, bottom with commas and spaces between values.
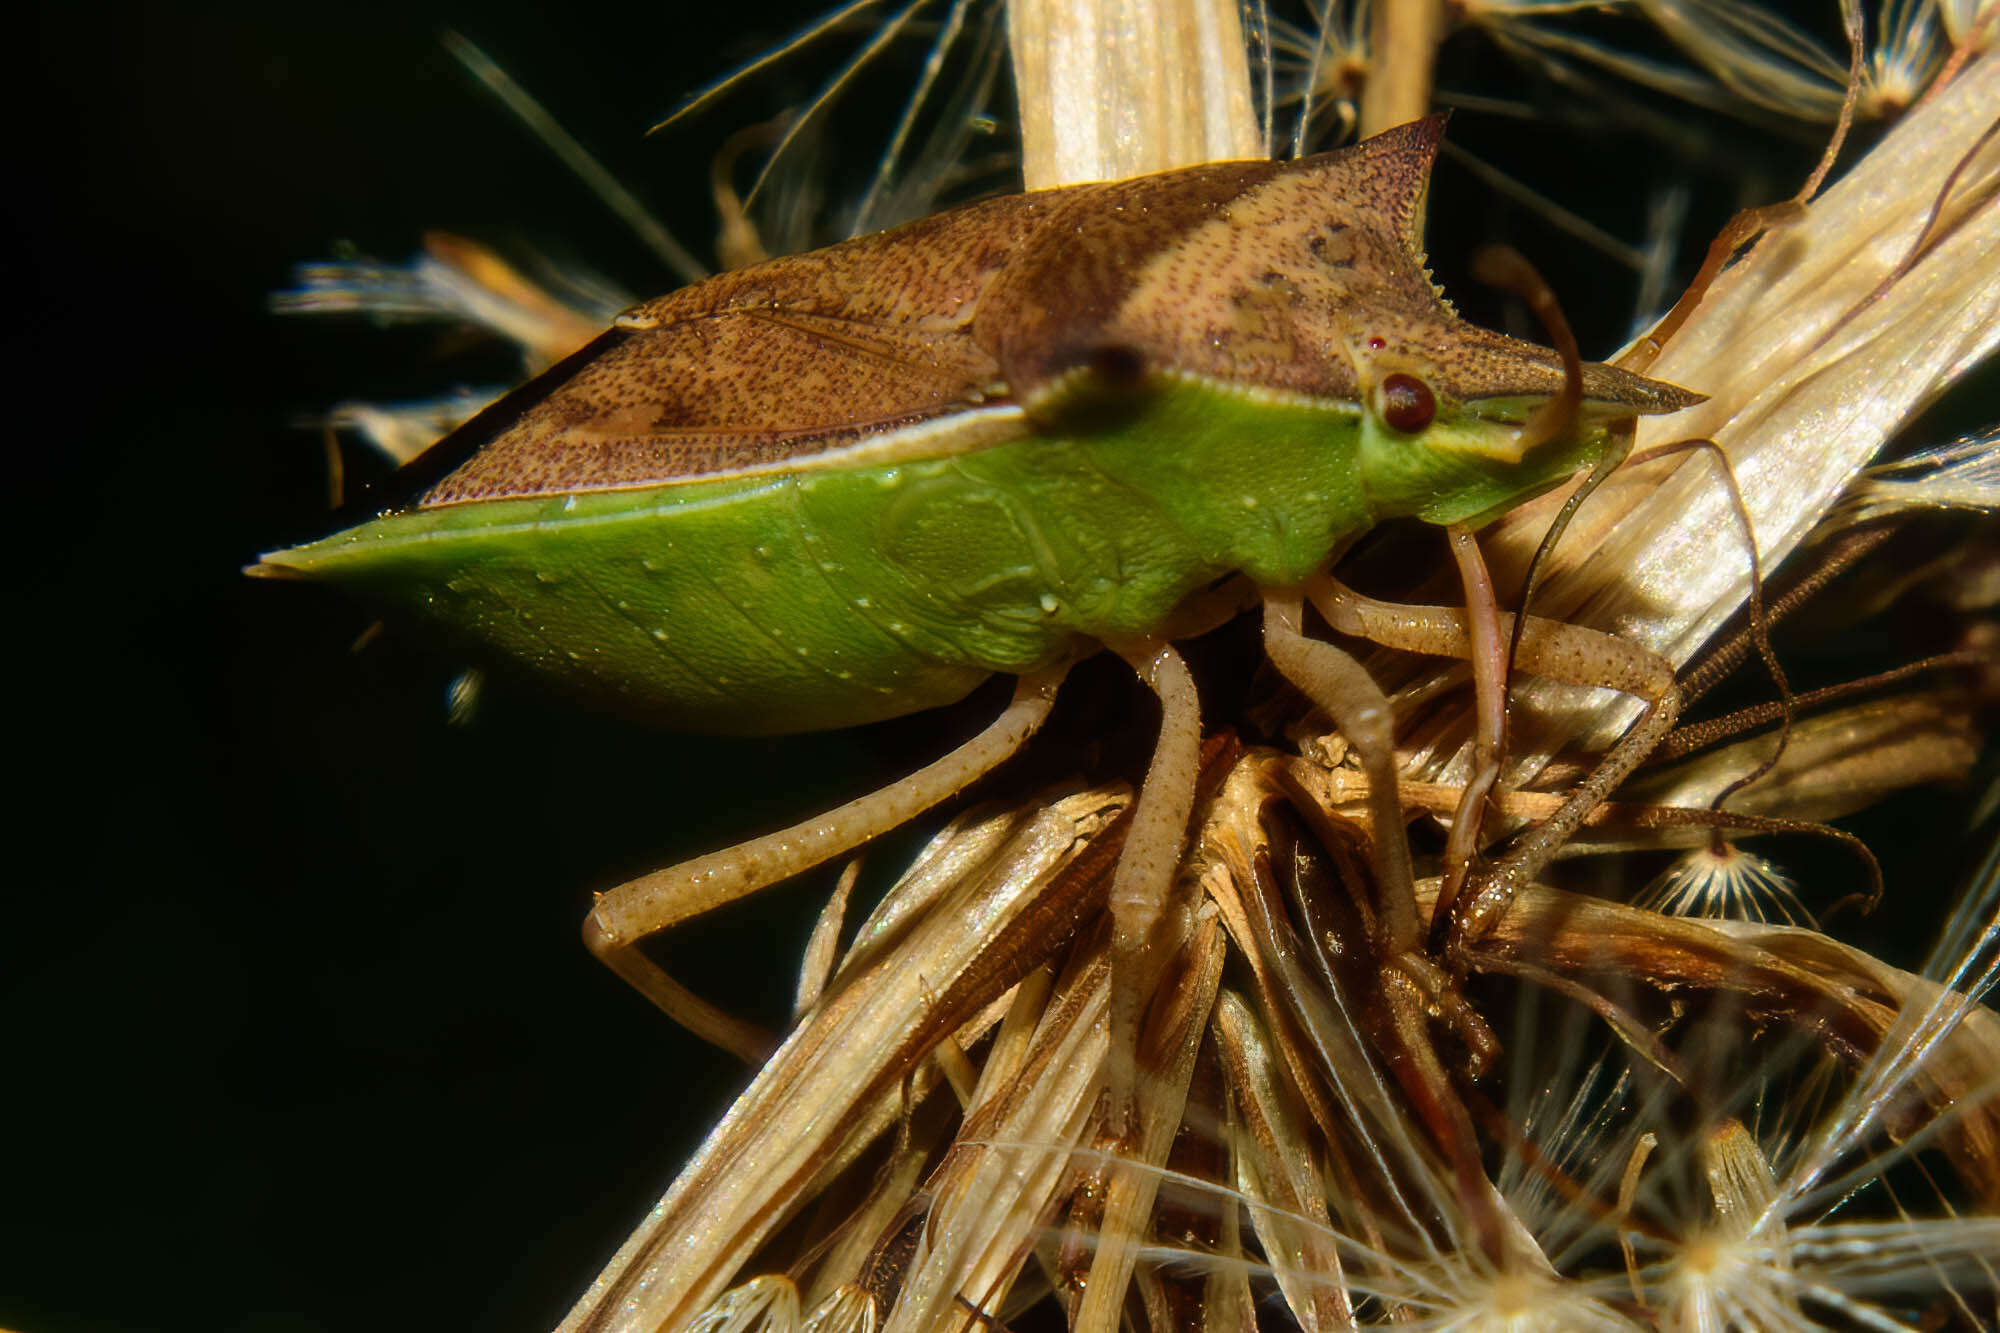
583, 666, 1070, 1061
1307, 573, 1681, 953
1267, 587, 1521, 1260
1435, 525, 1510, 953
1261, 588, 1422, 955
1100, 638, 1203, 1129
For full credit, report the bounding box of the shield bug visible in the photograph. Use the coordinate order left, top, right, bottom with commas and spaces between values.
254, 117, 1701, 1063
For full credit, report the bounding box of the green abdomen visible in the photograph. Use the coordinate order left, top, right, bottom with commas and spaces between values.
264, 382, 1372, 733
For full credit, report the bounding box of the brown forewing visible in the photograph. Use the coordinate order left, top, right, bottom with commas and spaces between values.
419, 117, 1690, 508
420, 191, 1063, 506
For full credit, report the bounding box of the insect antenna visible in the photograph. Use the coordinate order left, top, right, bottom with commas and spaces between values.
1465, 243, 1595, 671
1622, 436, 1791, 823
1676, 524, 1894, 705
1422, 242, 1593, 952
1653, 649, 1983, 765
1621, 5, 1864, 374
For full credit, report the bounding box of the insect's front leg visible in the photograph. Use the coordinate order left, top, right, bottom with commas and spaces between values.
1436, 524, 1511, 948
1260, 588, 1423, 954
1306, 571, 1682, 955
582, 667, 1070, 1062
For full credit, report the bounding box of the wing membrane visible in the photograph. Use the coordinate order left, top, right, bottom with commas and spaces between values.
421, 190, 1065, 507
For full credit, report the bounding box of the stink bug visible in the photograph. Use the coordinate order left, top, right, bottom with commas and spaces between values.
255, 117, 1698, 1064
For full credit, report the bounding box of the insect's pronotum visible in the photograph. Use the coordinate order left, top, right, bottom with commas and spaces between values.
255, 117, 1699, 1084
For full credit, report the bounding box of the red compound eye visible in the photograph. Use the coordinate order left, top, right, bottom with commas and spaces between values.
1379, 373, 1435, 432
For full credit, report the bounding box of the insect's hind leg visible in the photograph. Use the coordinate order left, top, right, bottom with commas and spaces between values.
584, 667, 1069, 1062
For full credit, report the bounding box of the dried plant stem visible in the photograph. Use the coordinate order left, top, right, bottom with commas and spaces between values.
1359, 0, 1445, 137
556, 791, 1127, 1332
1007, 0, 1260, 187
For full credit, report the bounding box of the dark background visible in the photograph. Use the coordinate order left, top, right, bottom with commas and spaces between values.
8, 5, 1991, 1332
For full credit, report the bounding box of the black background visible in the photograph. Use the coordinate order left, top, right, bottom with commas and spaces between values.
8, 5, 1990, 1332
